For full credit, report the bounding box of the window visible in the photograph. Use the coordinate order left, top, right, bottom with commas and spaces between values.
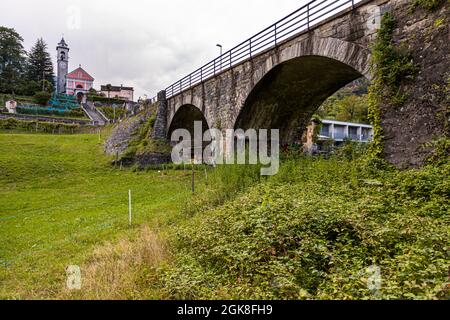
320, 124, 330, 137
349, 127, 359, 140
334, 126, 346, 140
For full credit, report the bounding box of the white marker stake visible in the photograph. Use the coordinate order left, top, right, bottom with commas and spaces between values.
128, 190, 132, 226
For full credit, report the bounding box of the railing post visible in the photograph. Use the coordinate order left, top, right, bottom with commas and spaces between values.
179, 80, 182, 93
230, 50, 232, 68
189, 74, 192, 88
307, 4, 310, 31
214, 59, 216, 75
200, 68, 203, 82
249, 39, 252, 58
352, 0, 355, 9
274, 24, 277, 46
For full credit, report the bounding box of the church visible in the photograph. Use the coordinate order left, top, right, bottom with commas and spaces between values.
56, 37, 95, 103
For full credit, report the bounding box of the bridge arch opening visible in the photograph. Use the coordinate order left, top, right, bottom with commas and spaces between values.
168, 104, 210, 157
234, 55, 366, 145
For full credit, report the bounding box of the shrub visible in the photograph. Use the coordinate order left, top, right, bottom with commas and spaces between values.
412, 0, 445, 10
0, 117, 80, 133
33, 91, 51, 106
158, 156, 449, 300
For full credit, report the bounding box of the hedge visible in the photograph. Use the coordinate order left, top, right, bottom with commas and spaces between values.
0, 118, 81, 134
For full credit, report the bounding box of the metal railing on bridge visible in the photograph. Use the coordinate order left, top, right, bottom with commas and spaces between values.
162, 0, 362, 99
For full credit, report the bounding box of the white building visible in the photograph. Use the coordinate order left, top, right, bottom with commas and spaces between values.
5, 100, 17, 114
100, 85, 134, 102
319, 120, 373, 142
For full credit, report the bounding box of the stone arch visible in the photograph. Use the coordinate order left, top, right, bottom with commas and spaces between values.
167, 104, 210, 141
233, 37, 370, 144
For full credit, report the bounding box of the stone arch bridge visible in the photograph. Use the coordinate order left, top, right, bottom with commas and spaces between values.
151, 0, 449, 166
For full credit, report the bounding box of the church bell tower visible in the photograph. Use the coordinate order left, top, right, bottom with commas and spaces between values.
56, 37, 69, 94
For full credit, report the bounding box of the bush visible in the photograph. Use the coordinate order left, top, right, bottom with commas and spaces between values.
33, 91, 51, 106
413, 0, 445, 10
90, 96, 125, 105
158, 156, 449, 300
0, 117, 80, 133
16, 105, 86, 119
98, 106, 127, 120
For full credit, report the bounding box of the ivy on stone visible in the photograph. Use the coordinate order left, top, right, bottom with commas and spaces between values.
367, 12, 417, 159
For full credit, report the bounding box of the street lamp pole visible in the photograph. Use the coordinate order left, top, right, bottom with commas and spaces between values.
216, 44, 223, 71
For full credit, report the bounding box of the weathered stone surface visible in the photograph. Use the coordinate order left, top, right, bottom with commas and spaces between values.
104, 109, 152, 156
159, 0, 448, 167
166, 1, 384, 140
381, 0, 449, 167
152, 91, 168, 140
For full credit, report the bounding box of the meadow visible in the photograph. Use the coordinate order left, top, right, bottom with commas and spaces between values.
0, 131, 448, 300
0, 132, 193, 299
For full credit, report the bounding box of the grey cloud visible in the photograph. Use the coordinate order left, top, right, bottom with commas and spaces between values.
1, 0, 305, 99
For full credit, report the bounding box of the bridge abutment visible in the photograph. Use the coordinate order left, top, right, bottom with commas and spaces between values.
152, 90, 168, 141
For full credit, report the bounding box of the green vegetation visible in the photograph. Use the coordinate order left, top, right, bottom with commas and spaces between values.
15, 105, 87, 119
368, 12, 417, 159
25, 38, 55, 93
0, 27, 55, 96
0, 132, 192, 299
98, 106, 127, 121
371, 13, 416, 103
159, 155, 449, 300
0, 129, 448, 300
0, 118, 82, 134
0, 93, 35, 106
90, 95, 126, 105
0, 27, 26, 94
33, 91, 52, 106
317, 79, 369, 124
413, 0, 446, 11
120, 105, 172, 163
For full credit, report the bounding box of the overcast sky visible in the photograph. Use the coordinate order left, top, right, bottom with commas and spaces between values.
1, 0, 312, 99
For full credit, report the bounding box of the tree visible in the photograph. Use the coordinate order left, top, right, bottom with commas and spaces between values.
335, 95, 369, 124
0, 27, 26, 94
26, 38, 55, 89
20, 80, 41, 96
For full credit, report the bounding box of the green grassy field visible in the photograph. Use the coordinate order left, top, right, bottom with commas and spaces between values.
1, 131, 447, 300
0, 132, 192, 299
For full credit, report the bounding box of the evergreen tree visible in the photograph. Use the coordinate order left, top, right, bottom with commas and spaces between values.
0, 26, 26, 94
26, 38, 55, 89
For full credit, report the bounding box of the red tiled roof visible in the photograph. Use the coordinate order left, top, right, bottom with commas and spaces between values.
66, 67, 94, 81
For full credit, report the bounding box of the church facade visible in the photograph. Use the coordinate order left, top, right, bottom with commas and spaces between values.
66, 67, 94, 96
56, 37, 95, 103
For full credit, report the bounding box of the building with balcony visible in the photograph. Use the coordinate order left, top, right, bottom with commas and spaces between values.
302, 119, 373, 154
100, 85, 134, 102
319, 120, 373, 143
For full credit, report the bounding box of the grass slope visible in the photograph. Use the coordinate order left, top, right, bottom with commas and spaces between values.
0, 132, 192, 299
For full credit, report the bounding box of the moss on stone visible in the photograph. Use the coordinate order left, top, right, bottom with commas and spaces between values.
367, 12, 418, 159
412, 0, 446, 11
